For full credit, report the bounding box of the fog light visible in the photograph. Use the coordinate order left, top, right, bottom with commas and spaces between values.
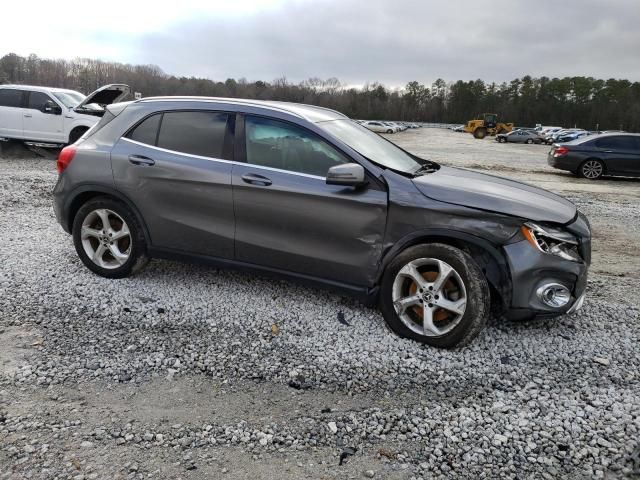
536, 283, 571, 308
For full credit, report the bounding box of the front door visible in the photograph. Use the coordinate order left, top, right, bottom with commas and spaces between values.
597, 135, 640, 175
232, 115, 387, 286
111, 110, 236, 258
23, 91, 65, 142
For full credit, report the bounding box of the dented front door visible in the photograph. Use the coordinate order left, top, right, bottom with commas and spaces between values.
232, 163, 387, 286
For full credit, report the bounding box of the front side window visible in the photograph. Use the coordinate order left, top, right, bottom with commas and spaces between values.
245, 116, 349, 177
0, 89, 23, 108
27, 91, 54, 111
158, 111, 229, 158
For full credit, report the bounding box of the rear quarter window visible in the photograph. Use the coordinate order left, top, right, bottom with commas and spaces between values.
126, 113, 162, 146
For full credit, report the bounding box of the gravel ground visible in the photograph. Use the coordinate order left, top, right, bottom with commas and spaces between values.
1, 131, 639, 479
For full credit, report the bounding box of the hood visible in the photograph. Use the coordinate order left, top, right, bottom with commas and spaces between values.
75, 84, 130, 113
412, 166, 576, 224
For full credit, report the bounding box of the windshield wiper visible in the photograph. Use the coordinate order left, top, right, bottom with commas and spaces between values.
412, 163, 437, 176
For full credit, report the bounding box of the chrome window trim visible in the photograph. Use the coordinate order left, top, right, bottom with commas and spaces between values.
121, 137, 326, 180
121, 137, 234, 164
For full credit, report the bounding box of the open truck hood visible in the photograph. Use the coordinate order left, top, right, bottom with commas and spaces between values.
74, 84, 130, 115
412, 166, 577, 224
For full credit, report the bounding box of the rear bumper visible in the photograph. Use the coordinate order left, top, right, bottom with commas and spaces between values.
547, 154, 577, 173
52, 176, 71, 233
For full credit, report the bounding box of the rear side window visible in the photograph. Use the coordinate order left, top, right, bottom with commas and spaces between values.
27, 91, 53, 110
0, 89, 23, 108
127, 114, 161, 146
157, 111, 229, 158
595, 136, 637, 150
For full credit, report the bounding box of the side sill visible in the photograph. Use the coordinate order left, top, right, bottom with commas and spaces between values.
148, 247, 379, 306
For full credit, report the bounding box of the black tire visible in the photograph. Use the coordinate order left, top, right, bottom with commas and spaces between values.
386, 129, 393, 134
526, 139, 533, 144
72, 196, 149, 278
578, 158, 605, 180
379, 243, 490, 348
498, 137, 506, 143
473, 127, 487, 139
68, 127, 89, 145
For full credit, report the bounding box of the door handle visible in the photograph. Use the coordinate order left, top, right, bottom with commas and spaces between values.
241, 173, 272, 186
128, 155, 155, 166
23, 114, 32, 118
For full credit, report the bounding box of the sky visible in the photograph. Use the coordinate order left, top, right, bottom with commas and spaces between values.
2, 0, 640, 86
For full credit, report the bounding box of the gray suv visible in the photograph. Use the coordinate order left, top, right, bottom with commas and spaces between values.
53, 97, 591, 348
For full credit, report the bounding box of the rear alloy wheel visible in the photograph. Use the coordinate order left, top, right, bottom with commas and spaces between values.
72, 197, 149, 278
386, 129, 393, 134
526, 139, 534, 144
498, 137, 506, 143
380, 244, 490, 348
579, 159, 604, 180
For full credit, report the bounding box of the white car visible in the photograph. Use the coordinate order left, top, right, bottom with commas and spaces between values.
362, 121, 395, 133
0, 84, 130, 146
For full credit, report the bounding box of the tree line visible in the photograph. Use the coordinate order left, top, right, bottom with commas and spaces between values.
1, 53, 639, 131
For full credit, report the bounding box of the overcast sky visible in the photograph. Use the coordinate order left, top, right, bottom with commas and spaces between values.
2, 0, 639, 86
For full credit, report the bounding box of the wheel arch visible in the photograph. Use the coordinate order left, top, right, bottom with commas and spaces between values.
64, 185, 152, 246
580, 156, 607, 174
68, 125, 90, 144
377, 230, 512, 312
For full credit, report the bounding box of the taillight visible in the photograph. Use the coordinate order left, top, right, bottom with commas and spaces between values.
554, 146, 569, 157
57, 146, 77, 174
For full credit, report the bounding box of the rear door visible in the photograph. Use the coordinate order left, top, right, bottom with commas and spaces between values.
0, 88, 25, 139
232, 114, 387, 286
595, 136, 639, 175
111, 110, 236, 258
23, 91, 65, 142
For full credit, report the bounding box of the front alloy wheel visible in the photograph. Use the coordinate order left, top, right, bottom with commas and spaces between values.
380, 244, 490, 348
392, 258, 467, 337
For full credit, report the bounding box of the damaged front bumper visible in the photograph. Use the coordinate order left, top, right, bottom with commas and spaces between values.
502, 214, 590, 320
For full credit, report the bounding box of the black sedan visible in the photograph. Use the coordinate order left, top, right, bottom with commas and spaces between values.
548, 133, 640, 179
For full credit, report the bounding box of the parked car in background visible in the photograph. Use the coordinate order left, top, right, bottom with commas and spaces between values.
496, 130, 543, 144
548, 133, 640, 179
362, 121, 394, 133
555, 130, 589, 143
453, 125, 465, 132
540, 127, 563, 143
0, 84, 130, 145
546, 129, 583, 144
53, 97, 590, 348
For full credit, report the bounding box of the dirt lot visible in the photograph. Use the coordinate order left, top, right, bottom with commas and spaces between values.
0, 130, 638, 479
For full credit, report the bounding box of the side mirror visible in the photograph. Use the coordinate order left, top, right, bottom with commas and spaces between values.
326, 163, 366, 187
43, 101, 62, 115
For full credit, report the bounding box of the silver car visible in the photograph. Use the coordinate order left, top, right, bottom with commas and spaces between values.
496, 130, 543, 144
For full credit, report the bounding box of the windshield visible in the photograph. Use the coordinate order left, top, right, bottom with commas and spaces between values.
317, 119, 422, 173
52, 91, 86, 108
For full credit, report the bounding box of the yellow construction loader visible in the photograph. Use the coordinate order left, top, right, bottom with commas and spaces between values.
464, 113, 513, 139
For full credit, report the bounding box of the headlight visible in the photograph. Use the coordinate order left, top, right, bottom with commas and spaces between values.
521, 222, 582, 262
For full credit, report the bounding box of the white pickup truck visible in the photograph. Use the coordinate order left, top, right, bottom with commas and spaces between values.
0, 84, 129, 146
